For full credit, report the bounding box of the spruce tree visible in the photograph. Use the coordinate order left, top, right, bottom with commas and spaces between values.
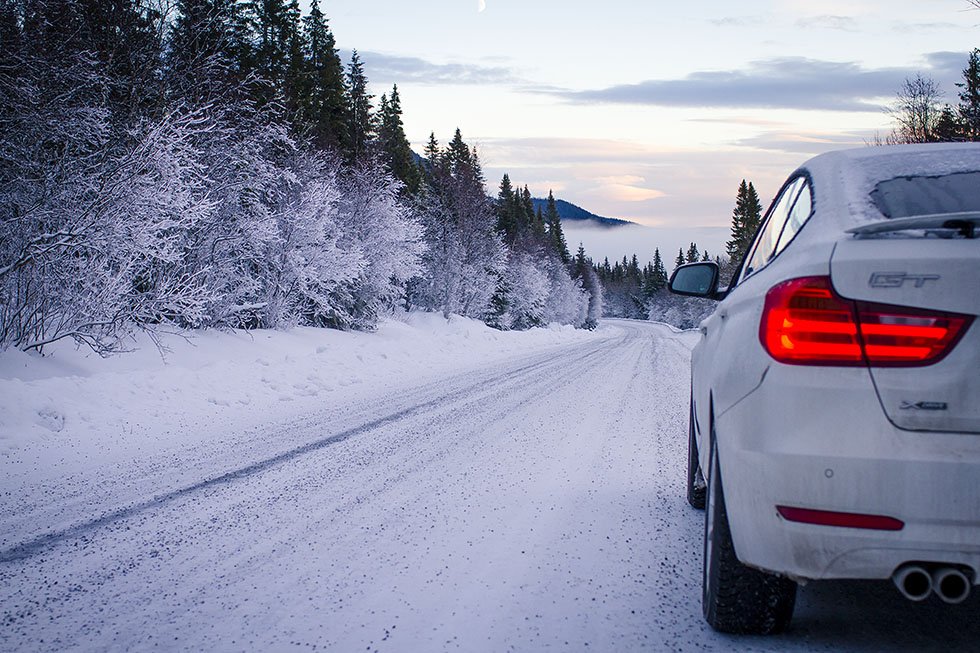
345, 50, 374, 162
377, 84, 421, 193
675, 248, 685, 270
532, 206, 546, 241
544, 190, 570, 264
171, 0, 241, 101
932, 106, 963, 142
247, 0, 291, 105
496, 174, 518, 240
652, 248, 667, 289
726, 180, 763, 265
303, 1, 348, 150
686, 242, 699, 263
957, 49, 980, 141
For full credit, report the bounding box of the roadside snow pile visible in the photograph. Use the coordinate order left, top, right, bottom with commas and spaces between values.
0, 312, 598, 456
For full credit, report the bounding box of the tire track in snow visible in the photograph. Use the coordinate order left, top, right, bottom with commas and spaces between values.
0, 333, 624, 565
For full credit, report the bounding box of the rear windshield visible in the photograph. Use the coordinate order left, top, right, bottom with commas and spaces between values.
871, 171, 980, 218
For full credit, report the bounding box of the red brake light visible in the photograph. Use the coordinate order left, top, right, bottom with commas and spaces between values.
761, 277, 863, 365
761, 276, 972, 367
857, 306, 970, 365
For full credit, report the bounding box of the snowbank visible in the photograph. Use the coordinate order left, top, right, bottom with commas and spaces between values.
0, 312, 600, 457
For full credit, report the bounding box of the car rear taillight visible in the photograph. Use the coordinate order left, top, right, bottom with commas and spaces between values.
760, 276, 972, 367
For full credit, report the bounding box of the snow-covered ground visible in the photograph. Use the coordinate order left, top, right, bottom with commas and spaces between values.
1, 316, 978, 651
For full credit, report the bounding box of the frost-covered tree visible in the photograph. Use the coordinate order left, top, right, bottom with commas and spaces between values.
410, 131, 505, 319
334, 159, 424, 328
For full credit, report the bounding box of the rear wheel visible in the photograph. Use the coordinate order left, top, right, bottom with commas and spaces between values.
702, 434, 796, 634
686, 398, 706, 509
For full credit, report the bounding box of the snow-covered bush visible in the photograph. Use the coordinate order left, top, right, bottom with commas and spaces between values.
334, 160, 425, 329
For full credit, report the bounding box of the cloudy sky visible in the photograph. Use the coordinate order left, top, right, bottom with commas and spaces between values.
326, 0, 979, 262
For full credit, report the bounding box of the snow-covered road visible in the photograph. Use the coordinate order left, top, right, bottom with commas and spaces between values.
2, 319, 978, 651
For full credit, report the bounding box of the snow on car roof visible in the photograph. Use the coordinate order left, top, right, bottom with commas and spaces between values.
800, 143, 980, 225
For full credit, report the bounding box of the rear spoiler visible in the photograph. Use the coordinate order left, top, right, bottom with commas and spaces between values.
847, 212, 980, 239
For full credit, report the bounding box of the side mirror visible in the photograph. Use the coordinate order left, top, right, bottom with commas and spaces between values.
669, 261, 721, 299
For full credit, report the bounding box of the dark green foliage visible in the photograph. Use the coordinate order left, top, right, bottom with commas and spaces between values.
544, 190, 570, 264
345, 50, 375, 163
496, 174, 518, 239
932, 105, 963, 142
641, 248, 667, 298
303, 1, 348, 150
170, 0, 245, 103
958, 49, 980, 141
674, 248, 686, 270
378, 85, 422, 194
725, 180, 762, 266
686, 242, 700, 263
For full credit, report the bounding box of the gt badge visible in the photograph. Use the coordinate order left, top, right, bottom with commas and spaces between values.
869, 272, 940, 289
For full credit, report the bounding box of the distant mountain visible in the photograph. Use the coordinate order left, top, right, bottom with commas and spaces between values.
530, 198, 633, 229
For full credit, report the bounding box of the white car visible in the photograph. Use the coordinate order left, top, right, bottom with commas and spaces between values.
669, 143, 980, 634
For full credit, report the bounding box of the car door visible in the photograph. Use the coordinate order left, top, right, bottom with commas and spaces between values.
693, 176, 812, 439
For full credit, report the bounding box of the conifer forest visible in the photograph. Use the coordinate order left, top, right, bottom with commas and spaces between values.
0, 0, 600, 355
4, 2, 980, 352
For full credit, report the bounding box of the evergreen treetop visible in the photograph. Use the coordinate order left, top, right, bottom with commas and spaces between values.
957, 48, 980, 141
726, 180, 763, 265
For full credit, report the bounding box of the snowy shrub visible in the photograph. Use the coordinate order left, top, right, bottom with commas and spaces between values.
500, 252, 551, 329
0, 103, 221, 354
334, 159, 425, 329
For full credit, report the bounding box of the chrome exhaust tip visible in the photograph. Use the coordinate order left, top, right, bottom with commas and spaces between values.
932, 567, 971, 605
893, 564, 932, 602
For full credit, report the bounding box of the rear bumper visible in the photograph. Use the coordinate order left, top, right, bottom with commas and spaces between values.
715, 364, 980, 583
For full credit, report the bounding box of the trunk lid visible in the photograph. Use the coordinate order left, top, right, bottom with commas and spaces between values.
830, 235, 980, 434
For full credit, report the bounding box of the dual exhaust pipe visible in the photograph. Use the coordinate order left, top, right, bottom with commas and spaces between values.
893, 564, 973, 604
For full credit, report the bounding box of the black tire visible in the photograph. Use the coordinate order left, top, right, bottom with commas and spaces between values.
702, 433, 796, 635
686, 398, 706, 509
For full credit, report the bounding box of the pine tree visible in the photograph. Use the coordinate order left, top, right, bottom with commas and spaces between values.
345, 50, 374, 162
932, 106, 963, 142
532, 205, 546, 241
652, 248, 667, 288
170, 0, 242, 101
686, 242, 699, 263
303, 1, 348, 150
544, 190, 570, 264
281, 0, 308, 123
496, 174, 518, 240
674, 248, 685, 270
520, 186, 535, 231
247, 0, 293, 105
377, 84, 421, 194
957, 49, 980, 141
445, 128, 477, 178
726, 180, 763, 265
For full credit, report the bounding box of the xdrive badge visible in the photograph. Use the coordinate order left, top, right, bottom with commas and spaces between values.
900, 401, 948, 411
